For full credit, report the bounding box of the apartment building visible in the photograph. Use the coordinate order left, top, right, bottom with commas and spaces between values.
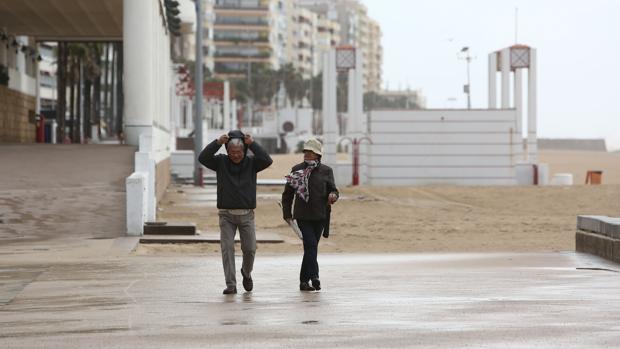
209, 0, 341, 80
212, 0, 284, 79
291, 7, 316, 79
298, 0, 382, 91
313, 14, 340, 76
366, 18, 382, 92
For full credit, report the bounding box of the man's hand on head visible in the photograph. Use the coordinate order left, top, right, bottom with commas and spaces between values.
217, 134, 229, 145
244, 134, 254, 145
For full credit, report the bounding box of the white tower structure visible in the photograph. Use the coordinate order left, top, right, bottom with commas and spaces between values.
321, 49, 338, 167
488, 45, 538, 163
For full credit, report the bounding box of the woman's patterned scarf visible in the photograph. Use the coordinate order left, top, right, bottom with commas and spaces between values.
285, 161, 319, 202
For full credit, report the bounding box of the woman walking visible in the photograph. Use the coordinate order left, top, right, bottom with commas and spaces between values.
281, 138, 339, 291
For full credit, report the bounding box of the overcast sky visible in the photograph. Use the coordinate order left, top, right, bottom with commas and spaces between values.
361, 0, 620, 150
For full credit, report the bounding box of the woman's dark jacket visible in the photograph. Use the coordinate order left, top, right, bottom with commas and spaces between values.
281, 162, 338, 221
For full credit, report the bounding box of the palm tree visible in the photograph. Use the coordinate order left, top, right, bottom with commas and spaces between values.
102, 43, 110, 137
279, 64, 304, 107
92, 44, 102, 139
55, 41, 67, 142
115, 42, 123, 138
81, 43, 103, 141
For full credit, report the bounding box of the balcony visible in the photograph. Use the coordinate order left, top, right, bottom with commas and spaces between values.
214, 51, 271, 59
213, 35, 270, 44
215, 17, 269, 26
214, 23, 270, 31
214, 6, 269, 17
214, 2, 269, 10
213, 56, 272, 64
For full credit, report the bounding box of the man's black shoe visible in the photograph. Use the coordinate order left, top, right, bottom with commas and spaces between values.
299, 282, 315, 291
311, 278, 321, 291
223, 286, 237, 295
241, 268, 253, 292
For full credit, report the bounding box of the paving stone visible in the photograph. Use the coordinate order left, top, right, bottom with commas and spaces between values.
140, 231, 284, 244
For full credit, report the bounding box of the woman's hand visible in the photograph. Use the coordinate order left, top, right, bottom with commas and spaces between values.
328, 192, 338, 204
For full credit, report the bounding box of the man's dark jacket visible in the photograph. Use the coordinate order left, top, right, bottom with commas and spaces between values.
198, 140, 272, 209
282, 162, 338, 221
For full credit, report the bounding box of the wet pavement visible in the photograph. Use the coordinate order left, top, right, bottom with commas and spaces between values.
1, 252, 620, 348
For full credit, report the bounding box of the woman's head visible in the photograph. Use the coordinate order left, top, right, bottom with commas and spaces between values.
303, 150, 320, 161
302, 138, 323, 161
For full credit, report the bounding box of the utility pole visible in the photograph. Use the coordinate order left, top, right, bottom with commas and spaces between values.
193, 0, 204, 186
459, 46, 474, 109
247, 60, 253, 127
515, 7, 519, 44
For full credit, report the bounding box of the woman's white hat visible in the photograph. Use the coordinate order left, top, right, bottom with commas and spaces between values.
303, 138, 323, 156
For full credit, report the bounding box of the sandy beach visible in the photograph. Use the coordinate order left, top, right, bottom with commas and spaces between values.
137, 150, 620, 255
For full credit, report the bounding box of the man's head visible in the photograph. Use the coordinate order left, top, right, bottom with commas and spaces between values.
227, 138, 245, 164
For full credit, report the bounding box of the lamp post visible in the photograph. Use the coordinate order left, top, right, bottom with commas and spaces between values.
193, 0, 204, 186
459, 46, 473, 109
338, 136, 372, 186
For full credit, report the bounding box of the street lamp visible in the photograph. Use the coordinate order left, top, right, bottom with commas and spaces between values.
458, 46, 474, 109
193, 0, 204, 186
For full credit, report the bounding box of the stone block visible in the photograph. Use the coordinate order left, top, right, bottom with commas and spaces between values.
577, 215, 620, 239
576, 231, 614, 261
126, 172, 147, 236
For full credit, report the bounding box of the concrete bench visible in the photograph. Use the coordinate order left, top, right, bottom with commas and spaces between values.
576, 215, 620, 263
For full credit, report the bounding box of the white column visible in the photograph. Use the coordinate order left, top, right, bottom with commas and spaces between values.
500, 48, 510, 109
527, 48, 538, 163
322, 50, 337, 166
353, 49, 369, 183
513, 68, 523, 162
354, 49, 364, 135
346, 68, 355, 136
513, 68, 523, 136
223, 80, 230, 130
488, 52, 497, 108
231, 100, 238, 130
123, 0, 155, 146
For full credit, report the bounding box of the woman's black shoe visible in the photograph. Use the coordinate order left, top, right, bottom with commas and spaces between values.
223, 286, 237, 295
299, 282, 315, 291
311, 278, 321, 291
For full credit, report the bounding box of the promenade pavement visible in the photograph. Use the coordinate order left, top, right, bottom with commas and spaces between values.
1, 144, 619, 348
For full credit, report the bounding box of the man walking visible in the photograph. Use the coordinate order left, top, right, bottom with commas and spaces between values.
199, 130, 273, 294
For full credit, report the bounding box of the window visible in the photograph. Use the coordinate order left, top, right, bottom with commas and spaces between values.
215, 0, 265, 9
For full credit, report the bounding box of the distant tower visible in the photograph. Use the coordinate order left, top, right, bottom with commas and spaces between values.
488, 45, 537, 163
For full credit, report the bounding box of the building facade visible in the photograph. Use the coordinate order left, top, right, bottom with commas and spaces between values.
208, 0, 344, 80
211, 0, 283, 79
0, 33, 38, 143
298, 0, 382, 91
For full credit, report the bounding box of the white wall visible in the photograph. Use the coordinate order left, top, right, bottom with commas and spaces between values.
278, 107, 314, 135
123, 0, 174, 235
367, 109, 520, 186
123, 0, 172, 152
